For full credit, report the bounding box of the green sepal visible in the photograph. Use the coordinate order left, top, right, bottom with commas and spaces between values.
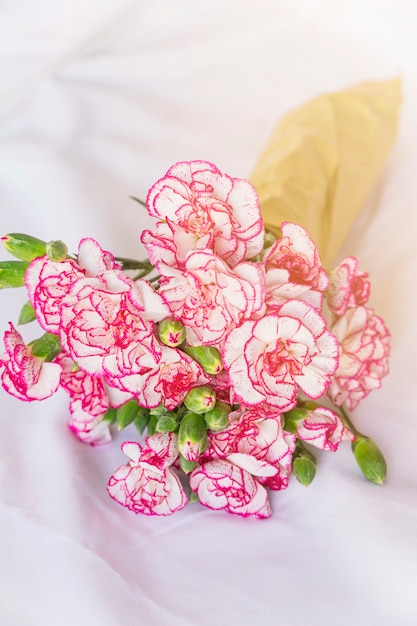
0, 261, 29, 289
2, 233, 47, 262
18, 301, 36, 325
352, 436, 387, 485
179, 454, 197, 474
183, 345, 223, 374
283, 407, 309, 434
29, 332, 62, 361
116, 400, 140, 430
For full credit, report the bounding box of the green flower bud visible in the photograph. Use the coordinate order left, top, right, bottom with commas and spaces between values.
29, 332, 62, 362
352, 435, 387, 485
183, 345, 223, 374
178, 411, 207, 462
204, 401, 231, 431
156, 412, 180, 433
1, 233, 47, 262
0, 261, 28, 289
46, 240, 68, 262
292, 443, 317, 487
183, 385, 216, 414
18, 301, 36, 325
158, 318, 186, 347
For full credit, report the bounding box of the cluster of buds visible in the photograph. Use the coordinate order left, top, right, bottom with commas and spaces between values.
0, 160, 390, 519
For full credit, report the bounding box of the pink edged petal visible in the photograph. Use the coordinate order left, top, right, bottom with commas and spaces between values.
77, 238, 120, 277
226, 453, 278, 477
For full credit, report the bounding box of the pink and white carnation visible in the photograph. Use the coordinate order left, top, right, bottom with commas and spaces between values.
57, 354, 112, 445
107, 434, 187, 516
327, 256, 371, 317
223, 300, 339, 411
158, 249, 265, 347
0, 323, 61, 401
190, 455, 274, 518
263, 222, 328, 311
141, 160, 264, 268
25, 238, 121, 334
205, 407, 296, 491
111, 344, 210, 410
295, 406, 354, 451
328, 306, 390, 410
59, 272, 168, 378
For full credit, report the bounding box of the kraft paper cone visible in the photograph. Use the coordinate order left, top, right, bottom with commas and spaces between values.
250, 78, 401, 266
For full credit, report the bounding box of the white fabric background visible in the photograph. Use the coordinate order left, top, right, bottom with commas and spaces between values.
1, 1, 417, 624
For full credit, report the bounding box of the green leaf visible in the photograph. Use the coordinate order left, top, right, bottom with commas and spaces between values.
116, 400, 139, 430
2, 233, 47, 261
147, 414, 158, 435
0, 261, 29, 289
18, 301, 36, 325
134, 409, 150, 435
29, 332, 62, 361
103, 408, 117, 424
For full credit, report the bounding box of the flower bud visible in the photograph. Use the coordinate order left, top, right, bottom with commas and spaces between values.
352, 435, 387, 484
204, 401, 231, 431
292, 443, 317, 487
183, 345, 223, 374
158, 318, 186, 347
46, 240, 68, 262
183, 385, 216, 414
178, 411, 207, 462
156, 412, 180, 433
0, 261, 28, 289
1, 233, 47, 261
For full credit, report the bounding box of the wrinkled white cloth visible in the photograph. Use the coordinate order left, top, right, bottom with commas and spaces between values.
1, 1, 417, 625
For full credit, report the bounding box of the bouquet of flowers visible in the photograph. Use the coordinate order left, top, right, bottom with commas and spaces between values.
0, 158, 390, 519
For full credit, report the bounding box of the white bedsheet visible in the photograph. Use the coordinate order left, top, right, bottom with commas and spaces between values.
1, 1, 417, 624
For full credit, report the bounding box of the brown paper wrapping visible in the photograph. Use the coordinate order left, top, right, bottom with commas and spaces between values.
250, 78, 401, 266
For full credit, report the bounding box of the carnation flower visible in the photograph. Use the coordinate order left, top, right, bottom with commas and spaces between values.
57, 354, 112, 445
263, 222, 328, 311
328, 306, 390, 410
107, 434, 187, 516
0, 323, 61, 401
158, 249, 265, 346
327, 256, 371, 317
59, 272, 168, 378
295, 406, 354, 451
190, 455, 273, 518
142, 160, 264, 268
223, 300, 339, 411
112, 345, 210, 410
